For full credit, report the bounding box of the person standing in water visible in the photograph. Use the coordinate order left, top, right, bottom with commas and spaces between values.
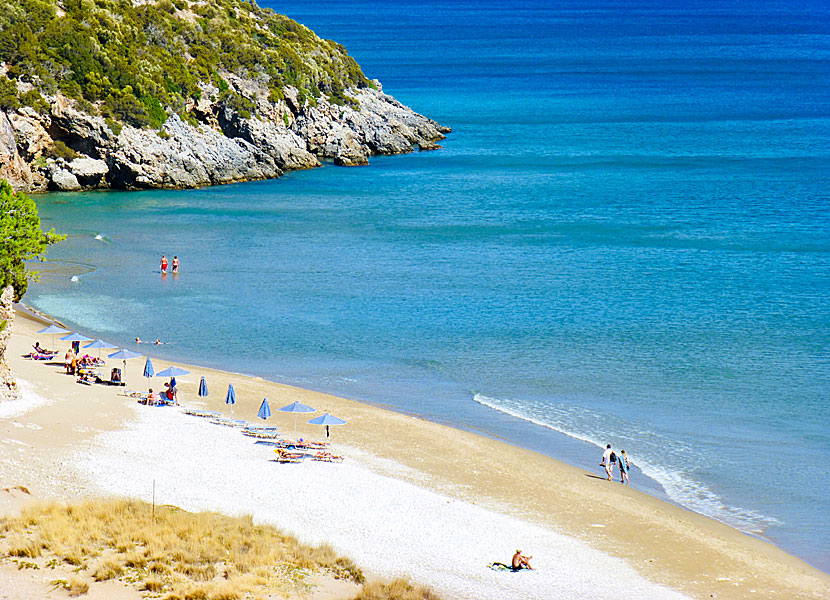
171, 256, 179, 273
160, 255, 168, 273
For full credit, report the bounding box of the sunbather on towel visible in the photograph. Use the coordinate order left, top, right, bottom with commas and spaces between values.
512, 550, 533, 570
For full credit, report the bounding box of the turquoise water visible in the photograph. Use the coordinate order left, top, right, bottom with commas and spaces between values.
27, 0, 830, 570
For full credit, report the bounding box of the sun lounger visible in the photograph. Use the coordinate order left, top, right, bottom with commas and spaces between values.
242, 428, 281, 439
183, 409, 221, 418
311, 452, 344, 463
25, 352, 57, 360
273, 448, 307, 463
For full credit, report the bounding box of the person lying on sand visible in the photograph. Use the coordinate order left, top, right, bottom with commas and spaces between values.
512, 549, 533, 570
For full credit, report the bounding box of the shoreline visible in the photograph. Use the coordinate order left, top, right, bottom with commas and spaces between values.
3, 309, 830, 599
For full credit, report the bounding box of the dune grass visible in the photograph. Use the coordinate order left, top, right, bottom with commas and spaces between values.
0, 498, 366, 598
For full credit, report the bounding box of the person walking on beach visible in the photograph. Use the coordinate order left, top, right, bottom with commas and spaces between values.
171, 256, 179, 273
160, 255, 168, 273
619, 449, 630, 485
601, 444, 615, 481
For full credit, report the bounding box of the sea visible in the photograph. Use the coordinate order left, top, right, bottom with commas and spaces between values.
24, 0, 830, 572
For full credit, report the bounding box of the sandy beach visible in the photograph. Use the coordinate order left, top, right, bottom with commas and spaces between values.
1, 309, 828, 600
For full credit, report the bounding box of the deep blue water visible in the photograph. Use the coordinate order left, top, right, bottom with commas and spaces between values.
26, 0, 830, 571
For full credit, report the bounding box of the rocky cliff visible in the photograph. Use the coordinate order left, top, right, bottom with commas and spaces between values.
0, 79, 449, 192
0, 0, 450, 192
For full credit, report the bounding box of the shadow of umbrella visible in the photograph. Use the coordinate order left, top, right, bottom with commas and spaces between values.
279, 401, 316, 440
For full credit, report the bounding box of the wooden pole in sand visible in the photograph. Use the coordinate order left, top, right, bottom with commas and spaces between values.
152, 479, 155, 520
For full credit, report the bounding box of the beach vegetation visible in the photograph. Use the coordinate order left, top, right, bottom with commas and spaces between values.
354, 578, 443, 600
0, 498, 369, 598
0, 179, 63, 300
0, 0, 371, 129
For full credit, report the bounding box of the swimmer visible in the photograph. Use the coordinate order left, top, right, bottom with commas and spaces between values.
135, 337, 142, 344
155, 338, 162, 345
171, 256, 179, 273
160, 255, 168, 273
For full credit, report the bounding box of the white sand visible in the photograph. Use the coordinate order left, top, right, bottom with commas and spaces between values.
67, 397, 688, 600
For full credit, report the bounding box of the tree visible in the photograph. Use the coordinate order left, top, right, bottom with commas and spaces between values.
0, 180, 63, 301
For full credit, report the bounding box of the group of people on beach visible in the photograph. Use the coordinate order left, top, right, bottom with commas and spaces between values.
601, 444, 630, 484
160, 255, 179, 274
142, 379, 179, 406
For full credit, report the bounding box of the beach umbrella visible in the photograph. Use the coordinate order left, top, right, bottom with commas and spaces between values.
279, 401, 316, 439
107, 348, 142, 385
143, 357, 155, 379
60, 331, 94, 354
37, 324, 69, 351
257, 398, 271, 420
83, 339, 116, 359
225, 383, 236, 417
155, 366, 190, 378
198, 376, 208, 397
307, 412, 347, 439
60, 332, 94, 342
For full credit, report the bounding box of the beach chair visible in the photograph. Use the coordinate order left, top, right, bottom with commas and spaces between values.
109, 368, 125, 386
274, 448, 306, 463
311, 452, 344, 463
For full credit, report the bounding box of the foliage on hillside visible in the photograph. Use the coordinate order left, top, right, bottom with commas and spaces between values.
0, 0, 370, 129
0, 179, 62, 300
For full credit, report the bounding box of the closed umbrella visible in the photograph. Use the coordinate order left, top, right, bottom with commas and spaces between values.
107, 348, 142, 385
143, 357, 155, 379
307, 412, 347, 439
279, 401, 316, 440
225, 383, 236, 417
37, 324, 69, 351
257, 398, 271, 420
198, 377, 208, 397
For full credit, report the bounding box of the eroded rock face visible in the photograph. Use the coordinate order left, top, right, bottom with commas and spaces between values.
1, 81, 449, 192
0, 112, 32, 190
0, 285, 19, 404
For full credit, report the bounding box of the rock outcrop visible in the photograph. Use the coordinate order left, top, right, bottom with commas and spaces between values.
0, 285, 19, 403
0, 79, 450, 193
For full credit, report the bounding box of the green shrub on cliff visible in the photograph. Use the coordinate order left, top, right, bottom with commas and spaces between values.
0, 0, 368, 129
0, 180, 63, 300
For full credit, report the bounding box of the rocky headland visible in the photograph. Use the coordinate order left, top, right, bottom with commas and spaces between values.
0, 0, 449, 193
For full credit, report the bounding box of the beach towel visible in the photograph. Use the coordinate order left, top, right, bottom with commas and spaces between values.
488, 562, 523, 572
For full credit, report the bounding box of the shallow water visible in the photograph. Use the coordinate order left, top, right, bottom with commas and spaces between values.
27, 0, 830, 571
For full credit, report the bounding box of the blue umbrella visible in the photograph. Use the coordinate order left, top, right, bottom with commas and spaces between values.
107, 348, 142, 384
226, 383, 236, 416
307, 412, 347, 439
83, 338, 116, 359
198, 377, 208, 397
257, 398, 271, 420
155, 366, 190, 378
60, 332, 94, 342
37, 324, 69, 335
143, 357, 155, 379
279, 401, 316, 439
36, 324, 70, 352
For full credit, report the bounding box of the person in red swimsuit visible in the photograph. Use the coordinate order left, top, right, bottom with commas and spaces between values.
160, 255, 168, 273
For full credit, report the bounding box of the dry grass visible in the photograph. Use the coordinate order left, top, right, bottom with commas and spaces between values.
67, 577, 90, 596
0, 498, 366, 598
353, 578, 442, 600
